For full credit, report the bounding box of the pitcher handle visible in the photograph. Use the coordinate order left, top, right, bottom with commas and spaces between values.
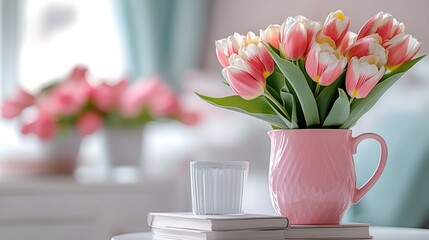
351, 133, 388, 204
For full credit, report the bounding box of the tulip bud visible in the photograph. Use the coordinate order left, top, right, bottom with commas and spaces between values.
384, 33, 421, 70
346, 35, 387, 68
357, 12, 405, 43
215, 33, 245, 68
222, 43, 274, 100
337, 31, 357, 55
260, 24, 281, 49
346, 57, 385, 99
322, 10, 350, 46
280, 15, 322, 60
305, 43, 347, 86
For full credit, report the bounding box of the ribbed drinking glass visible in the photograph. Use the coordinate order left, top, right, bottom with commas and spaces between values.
190, 161, 249, 215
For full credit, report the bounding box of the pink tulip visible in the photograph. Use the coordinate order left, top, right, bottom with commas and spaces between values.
346, 35, 387, 68
67, 65, 89, 83
149, 88, 181, 117
222, 43, 274, 100
48, 82, 89, 115
118, 75, 180, 118
260, 25, 281, 49
321, 10, 350, 46
384, 33, 421, 70
215, 33, 245, 68
346, 57, 385, 99
21, 111, 58, 141
357, 12, 404, 43
40, 65, 94, 116
280, 15, 322, 60
180, 110, 199, 125
1, 89, 35, 118
305, 43, 347, 86
337, 31, 357, 55
92, 79, 128, 112
77, 111, 102, 135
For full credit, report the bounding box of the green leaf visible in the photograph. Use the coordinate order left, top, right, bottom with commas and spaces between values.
297, 59, 315, 92
267, 71, 286, 93
265, 44, 320, 127
197, 93, 289, 129
280, 91, 298, 128
341, 73, 405, 128
316, 70, 346, 122
323, 89, 350, 127
266, 71, 286, 104
265, 100, 292, 129
380, 55, 426, 82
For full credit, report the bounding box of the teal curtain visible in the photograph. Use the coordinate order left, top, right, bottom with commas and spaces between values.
113, 0, 209, 90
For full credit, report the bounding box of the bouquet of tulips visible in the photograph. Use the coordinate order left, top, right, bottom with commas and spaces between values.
2, 66, 198, 141
199, 11, 424, 129
93, 75, 198, 127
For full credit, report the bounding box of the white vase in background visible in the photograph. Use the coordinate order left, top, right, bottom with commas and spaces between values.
103, 125, 144, 170
41, 128, 82, 174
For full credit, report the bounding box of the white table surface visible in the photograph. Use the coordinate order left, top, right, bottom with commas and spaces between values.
112, 227, 429, 240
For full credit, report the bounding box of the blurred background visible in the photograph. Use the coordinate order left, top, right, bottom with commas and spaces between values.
0, 0, 429, 239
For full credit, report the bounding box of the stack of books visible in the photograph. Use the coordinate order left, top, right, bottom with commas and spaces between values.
148, 212, 373, 240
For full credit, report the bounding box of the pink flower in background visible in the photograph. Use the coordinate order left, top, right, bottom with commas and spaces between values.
1, 89, 35, 118
280, 15, 322, 60
49, 81, 89, 115
45, 65, 93, 116
321, 10, 350, 46
357, 12, 404, 43
67, 65, 89, 84
149, 85, 181, 117
92, 79, 128, 111
305, 43, 347, 86
21, 111, 58, 141
346, 57, 385, 99
3, 64, 197, 140
260, 24, 281, 49
118, 75, 197, 125
222, 43, 274, 100
77, 111, 102, 135
346, 35, 387, 68
215, 33, 245, 68
180, 110, 200, 125
337, 31, 357, 55
119, 78, 153, 118
384, 33, 421, 70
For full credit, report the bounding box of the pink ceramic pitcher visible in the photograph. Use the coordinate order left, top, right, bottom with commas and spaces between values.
268, 129, 387, 224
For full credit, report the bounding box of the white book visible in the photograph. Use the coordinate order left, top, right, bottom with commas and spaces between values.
148, 212, 289, 231
285, 223, 372, 239
152, 227, 286, 240
151, 223, 372, 240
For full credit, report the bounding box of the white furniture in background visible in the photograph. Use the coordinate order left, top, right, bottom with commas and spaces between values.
112, 227, 429, 240
0, 176, 184, 240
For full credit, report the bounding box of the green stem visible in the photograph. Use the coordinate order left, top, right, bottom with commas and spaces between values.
315, 84, 321, 97
349, 97, 355, 104
263, 90, 291, 120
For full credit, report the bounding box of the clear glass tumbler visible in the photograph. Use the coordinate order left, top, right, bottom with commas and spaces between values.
190, 161, 249, 215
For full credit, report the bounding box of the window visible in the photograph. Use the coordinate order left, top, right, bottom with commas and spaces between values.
0, 0, 125, 160
18, 0, 125, 93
